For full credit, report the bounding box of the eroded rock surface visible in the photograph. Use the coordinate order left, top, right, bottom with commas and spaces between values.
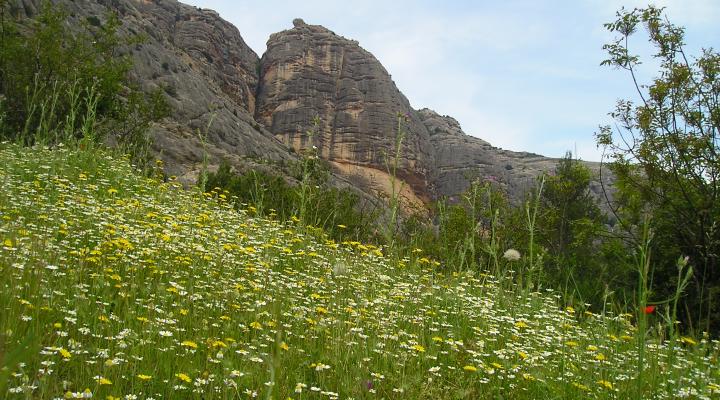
256, 19, 435, 200
16, 0, 295, 183
9, 0, 611, 209
418, 108, 556, 201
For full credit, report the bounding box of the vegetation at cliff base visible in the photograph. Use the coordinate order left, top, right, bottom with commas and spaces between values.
597, 5, 720, 335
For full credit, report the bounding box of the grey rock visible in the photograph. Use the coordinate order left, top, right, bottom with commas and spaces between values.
10, 1, 614, 211
15, 0, 295, 185
419, 108, 549, 200
256, 21, 436, 200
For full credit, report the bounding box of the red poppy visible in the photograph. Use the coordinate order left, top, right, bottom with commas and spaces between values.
643, 305, 656, 314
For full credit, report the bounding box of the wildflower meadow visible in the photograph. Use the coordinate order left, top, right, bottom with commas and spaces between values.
1, 143, 719, 399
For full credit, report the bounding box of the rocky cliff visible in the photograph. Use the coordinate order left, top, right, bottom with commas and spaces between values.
253, 17, 579, 205
10, 0, 609, 210
12, 0, 296, 183
420, 108, 558, 200
256, 18, 435, 203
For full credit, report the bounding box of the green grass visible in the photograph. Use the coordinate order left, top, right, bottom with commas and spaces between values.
1, 143, 719, 399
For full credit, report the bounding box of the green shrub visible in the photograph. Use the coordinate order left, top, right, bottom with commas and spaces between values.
598, 6, 720, 333
205, 161, 379, 244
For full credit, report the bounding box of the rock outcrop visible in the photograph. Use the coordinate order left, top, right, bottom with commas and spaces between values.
15, 0, 295, 183
10, 0, 611, 210
254, 21, 583, 204
256, 19, 435, 201
419, 108, 557, 201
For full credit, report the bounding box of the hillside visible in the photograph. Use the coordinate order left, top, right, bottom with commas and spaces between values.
0, 144, 717, 399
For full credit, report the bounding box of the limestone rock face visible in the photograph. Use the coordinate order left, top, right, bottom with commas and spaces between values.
10, 1, 612, 209
418, 108, 613, 208
112, 0, 295, 181
16, 0, 294, 183
256, 21, 435, 199
253, 22, 605, 206
418, 108, 553, 200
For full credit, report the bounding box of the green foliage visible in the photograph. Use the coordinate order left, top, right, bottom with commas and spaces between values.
439, 180, 511, 273
0, 1, 168, 169
536, 153, 633, 308
540, 154, 602, 258
110, 87, 171, 171
397, 157, 636, 313
206, 162, 295, 217
205, 161, 379, 244
0, 2, 126, 142
598, 5, 720, 333
402, 179, 522, 277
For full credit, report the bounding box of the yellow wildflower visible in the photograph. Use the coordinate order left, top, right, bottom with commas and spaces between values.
96, 377, 112, 385
59, 348, 72, 359
572, 382, 590, 392
597, 380, 613, 390
680, 336, 698, 346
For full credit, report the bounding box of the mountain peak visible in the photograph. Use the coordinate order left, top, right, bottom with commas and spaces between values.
417, 108, 465, 137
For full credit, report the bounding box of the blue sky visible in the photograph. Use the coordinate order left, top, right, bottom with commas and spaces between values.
182, 0, 720, 161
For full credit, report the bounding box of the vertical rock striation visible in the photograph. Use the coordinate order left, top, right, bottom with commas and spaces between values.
8, 1, 611, 207
256, 19, 435, 200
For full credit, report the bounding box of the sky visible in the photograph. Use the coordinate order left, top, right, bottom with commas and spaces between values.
181, 0, 720, 161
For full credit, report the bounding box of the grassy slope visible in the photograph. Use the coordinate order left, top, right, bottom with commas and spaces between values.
0, 143, 718, 399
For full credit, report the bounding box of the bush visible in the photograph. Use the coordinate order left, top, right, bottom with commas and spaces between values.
597, 6, 720, 333
205, 161, 379, 244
